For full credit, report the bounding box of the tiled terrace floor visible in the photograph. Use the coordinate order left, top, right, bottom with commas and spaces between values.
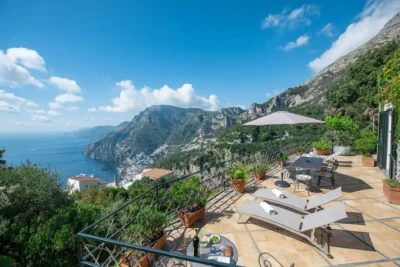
166, 155, 400, 267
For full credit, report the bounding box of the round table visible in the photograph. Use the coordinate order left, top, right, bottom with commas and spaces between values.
186, 235, 238, 267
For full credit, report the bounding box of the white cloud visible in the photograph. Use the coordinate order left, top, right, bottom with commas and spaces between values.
261, 4, 319, 30
66, 106, 78, 111
281, 34, 310, 51
14, 121, 32, 126
32, 115, 51, 123
48, 110, 60, 116
319, 23, 334, 37
49, 76, 81, 94
54, 93, 84, 103
26, 101, 39, 108
266, 89, 284, 99
0, 101, 20, 113
48, 102, 63, 110
0, 90, 39, 108
0, 50, 44, 88
309, 0, 400, 72
88, 107, 97, 112
99, 81, 220, 112
85, 116, 95, 120
26, 108, 45, 114
6, 48, 46, 72
105, 117, 113, 121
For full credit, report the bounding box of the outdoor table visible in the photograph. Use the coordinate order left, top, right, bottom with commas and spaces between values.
291, 156, 324, 170
186, 234, 238, 267
290, 156, 324, 191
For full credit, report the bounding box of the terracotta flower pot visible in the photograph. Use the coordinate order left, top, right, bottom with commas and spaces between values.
276, 161, 286, 167
148, 231, 167, 262
362, 156, 375, 167
312, 148, 331, 155
296, 151, 303, 156
383, 180, 400, 204
178, 207, 205, 227
231, 178, 246, 193
119, 250, 149, 267
253, 171, 266, 180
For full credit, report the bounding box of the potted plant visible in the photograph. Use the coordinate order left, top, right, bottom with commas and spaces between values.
354, 131, 377, 167
229, 164, 250, 193
134, 206, 169, 258
253, 163, 272, 180
275, 153, 288, 167
325, 114, 357, 154
383, 178, 400, 204
172, 176, 209, 227
119, 250, 149, 267
312, 140, 331, 155
296, 146, 303, 156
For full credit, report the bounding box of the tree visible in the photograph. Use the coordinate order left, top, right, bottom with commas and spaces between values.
0, 162, 72, 265
327, 42, 399, 127
0, 148, 5, 167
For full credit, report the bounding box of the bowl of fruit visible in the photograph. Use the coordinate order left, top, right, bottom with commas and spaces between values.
210, 234, 221, 244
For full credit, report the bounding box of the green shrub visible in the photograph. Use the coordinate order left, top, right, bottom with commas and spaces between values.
229, 164, 250, 182
312, 140, 331, 150
276, 153, 289, 162
134, 206, 169, 244
363, 152, 372, 157
253, 163, 272, 173
354, 131, 377, 154
296, 146, 302, 152
385, 178, 398, 188
171, 176, 209, 209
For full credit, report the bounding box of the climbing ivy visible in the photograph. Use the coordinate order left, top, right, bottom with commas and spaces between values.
378, 46, 400, 139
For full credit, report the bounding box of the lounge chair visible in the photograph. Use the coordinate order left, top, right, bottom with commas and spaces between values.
237, 200, 347, 258
253, 187, 343, 214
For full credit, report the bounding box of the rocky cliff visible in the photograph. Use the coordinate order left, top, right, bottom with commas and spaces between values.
241, 12, 400, 120
83, 105, 244, 176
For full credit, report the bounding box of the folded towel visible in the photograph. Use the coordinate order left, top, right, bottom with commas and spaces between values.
271, 188, 285, 199
260, 202, 277, 215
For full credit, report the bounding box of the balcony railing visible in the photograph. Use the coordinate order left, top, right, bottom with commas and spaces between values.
77, 139, 314, 267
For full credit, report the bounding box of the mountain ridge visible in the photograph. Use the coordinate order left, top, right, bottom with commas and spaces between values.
240, 12, 400, 120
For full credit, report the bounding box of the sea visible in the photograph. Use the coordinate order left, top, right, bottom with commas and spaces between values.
0, 132, 118, 188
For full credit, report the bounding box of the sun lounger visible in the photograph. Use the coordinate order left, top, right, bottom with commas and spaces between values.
253, 187, 342, 213
237, 200, 347, 257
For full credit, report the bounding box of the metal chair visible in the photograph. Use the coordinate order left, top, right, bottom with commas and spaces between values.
317, 160, 339, 189
293, 168, 313, 195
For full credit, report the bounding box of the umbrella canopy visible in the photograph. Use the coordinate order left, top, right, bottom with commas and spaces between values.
244, 111, 324, 126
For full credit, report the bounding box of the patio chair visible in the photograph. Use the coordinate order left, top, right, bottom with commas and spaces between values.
237, 200, 347, 258
293, 168, 313, 195
317, 160, 339, 189
253, 187, 343, 213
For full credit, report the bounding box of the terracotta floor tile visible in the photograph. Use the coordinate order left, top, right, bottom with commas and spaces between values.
300, 250, 330, 267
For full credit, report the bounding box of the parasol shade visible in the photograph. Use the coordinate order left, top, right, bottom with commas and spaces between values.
244, 111, 324, 126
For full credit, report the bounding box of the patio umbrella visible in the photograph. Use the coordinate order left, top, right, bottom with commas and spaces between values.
244, 111, 325, 187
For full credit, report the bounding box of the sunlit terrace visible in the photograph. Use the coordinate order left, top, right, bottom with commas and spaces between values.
77, 143, 400, 267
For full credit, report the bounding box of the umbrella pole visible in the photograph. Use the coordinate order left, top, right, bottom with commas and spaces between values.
275, 127, 290, 188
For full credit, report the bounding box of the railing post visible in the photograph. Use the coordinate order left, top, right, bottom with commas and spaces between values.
76, 234, 83, 267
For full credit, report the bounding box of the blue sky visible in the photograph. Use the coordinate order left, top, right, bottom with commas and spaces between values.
1, 0, 400, 132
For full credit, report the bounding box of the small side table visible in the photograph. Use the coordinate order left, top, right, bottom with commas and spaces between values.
186, 235, 238, 267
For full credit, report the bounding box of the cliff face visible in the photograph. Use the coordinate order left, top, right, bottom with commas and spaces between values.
241, 12, 400, 120
83, 105, 244, 169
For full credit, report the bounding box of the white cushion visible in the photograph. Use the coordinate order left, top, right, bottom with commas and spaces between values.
296, 174, 312, 181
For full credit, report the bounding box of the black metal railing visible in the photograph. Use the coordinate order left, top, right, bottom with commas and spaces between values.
77, 139, 314, 267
